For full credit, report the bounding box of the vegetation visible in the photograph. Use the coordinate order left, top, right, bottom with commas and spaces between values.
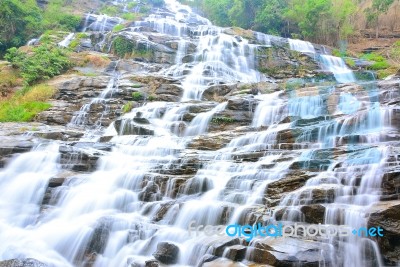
0, 0, 82, 55
112, 36, 136, 58
211, 116, 235, 124
179, 0, 398, 46
132, 92, 144, 101
113, 24, 125, 32
5, 44, 71, 85
122, 101, 134, 113
0, 0, 42, 55
0, 84, 55, 122
147, 95, 156, 101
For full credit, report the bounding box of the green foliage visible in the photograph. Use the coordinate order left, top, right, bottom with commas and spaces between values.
132, 92, 144, 101
113, 24, 125, 32
122, 101, 134, 113
202, 0, 232, 26
146, 0, 165, 7
361, 52, 391, 70
211, 116, 235, 124
127, 2, 138, 9
182, 0, 357, 46
5, 45, 71, 85
254, 0, 287, 34
345, 58, 356, 68
0, 0, 43, 54
42, 0, 81, 31
369, 61, 390, 70
0, 101, 51, 122
147, 95, 156, 101
112, 36, 135, 57
122, 13, 137, 21
0, 84, 54, 122
100, 6, 119, 16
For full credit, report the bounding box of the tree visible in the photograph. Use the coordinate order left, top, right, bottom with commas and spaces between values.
0, 0, 42, 54
202, 0, 232, 26
365, 0, 395, 38
254, 0, 289, 35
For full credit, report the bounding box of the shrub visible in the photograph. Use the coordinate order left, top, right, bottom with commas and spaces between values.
122, 101, 134, 113
0, 84, 55, 122
147, 95, 156, 101
100, 6, 119, 16
132, 92, 143, 101
122, 13, 137, 20
5, 45, 71, 85
84, 54, 111, 67
20, 84, 56, 102
112, 36, 135, 58
113, 24, 125, 32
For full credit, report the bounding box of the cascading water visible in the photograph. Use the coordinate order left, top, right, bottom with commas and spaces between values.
320, 54, 356, 83
1, 0, 399, 266
58, 33, 75, 48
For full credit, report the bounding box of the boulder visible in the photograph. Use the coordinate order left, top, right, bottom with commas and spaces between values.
0, 259, 48, 267
153, 242, 180, 264
368, 200, 400, 265
224, 245, 247, 261
114, 119, 155, 136
251, 237, 332, 266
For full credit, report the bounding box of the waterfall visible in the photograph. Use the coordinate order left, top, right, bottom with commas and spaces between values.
289, 39, 315, 53
0, 0, 399, 266
58, 33, 75, 48
320, 54, 356, 83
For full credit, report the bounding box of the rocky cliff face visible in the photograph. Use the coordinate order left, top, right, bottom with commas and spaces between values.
0, 0, 399, 267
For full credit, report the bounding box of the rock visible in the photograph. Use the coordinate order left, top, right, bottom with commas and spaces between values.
196, 254, 218, 267
114, 119, 154, 135
0, 258, 48, 267
226, 96, 258, 111
153, 242, 180, 264
251, 238, 332, 266
212, 238, 240, 257
224, 245, 247, 261
145, 260, 159, 267
368, 200, 400, 265
187, 132, 238, 150
202, 84, 237, 101
300, 205, 326, 224
139, 181, 161, 202
155, 84, 183, 96
265, 171, 315, 203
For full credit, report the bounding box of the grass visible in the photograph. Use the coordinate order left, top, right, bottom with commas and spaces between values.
148, 95, 156, 101
122, 13, 137, 21
0, 84, 55, 122
122, 101, 134, 113
84, 54, 111, 68
132, 92, 144, 101
113, 24, 125, 32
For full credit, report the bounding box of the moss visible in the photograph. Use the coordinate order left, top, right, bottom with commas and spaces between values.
345, 58, 356, 68
112, 24, 125, 32
211, 116, 235, 124
147, 94, 156, 101
132, 92, 144, 101
122, 101, 134, 113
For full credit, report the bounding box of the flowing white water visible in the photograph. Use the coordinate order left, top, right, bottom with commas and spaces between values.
0, 0, 398, 267
58, 33, 75, 48
289, 39, 315, 53
320, 54, 356, 83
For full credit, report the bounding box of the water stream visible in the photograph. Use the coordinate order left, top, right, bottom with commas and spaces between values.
0, 0, 398, 267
